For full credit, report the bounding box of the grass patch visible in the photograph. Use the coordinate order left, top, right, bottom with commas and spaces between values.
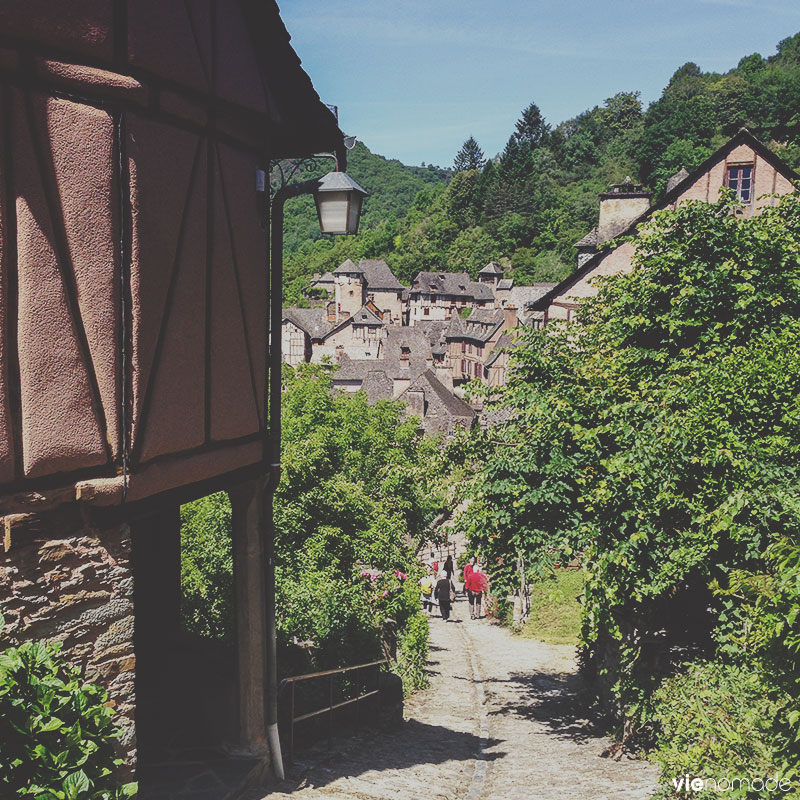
517, 569, 584, 645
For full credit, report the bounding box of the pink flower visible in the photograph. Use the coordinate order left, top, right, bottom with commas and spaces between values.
381, 590, 389, 598
370, 574, 377, 582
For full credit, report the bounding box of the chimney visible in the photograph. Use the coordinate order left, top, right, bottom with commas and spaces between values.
405, 389, 425, 419
326, 300, 336, 322
598, 177, 650, 234
502, 306, 519, 331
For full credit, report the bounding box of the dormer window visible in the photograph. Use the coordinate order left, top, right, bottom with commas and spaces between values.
726, 164, 753, 203
400, 346, 410, 361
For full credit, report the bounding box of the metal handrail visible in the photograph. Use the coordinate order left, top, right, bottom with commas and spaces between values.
279, 658, 389, 764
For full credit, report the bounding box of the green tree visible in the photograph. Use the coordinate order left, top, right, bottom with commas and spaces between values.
462, 193, 800, 782
514, 102, 550, 149
453, 136, 486, 172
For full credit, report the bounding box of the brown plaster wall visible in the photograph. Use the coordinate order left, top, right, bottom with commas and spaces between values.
0, 506, 136, 769
0, 1, 114, 62
13, 89, 112, 478
0, 0, 337, 501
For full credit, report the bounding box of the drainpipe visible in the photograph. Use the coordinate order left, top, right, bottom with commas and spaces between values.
261, 176, 322, 782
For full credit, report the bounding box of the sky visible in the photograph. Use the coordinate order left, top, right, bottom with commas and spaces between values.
280, 0, 800, 168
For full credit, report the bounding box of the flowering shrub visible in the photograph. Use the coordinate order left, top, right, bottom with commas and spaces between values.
359, 568, 419, 632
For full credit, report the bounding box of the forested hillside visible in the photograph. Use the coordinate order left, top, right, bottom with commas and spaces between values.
283, 31, 800, 300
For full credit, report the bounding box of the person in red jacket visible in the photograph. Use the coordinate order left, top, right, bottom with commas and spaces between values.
462, 555, 476, 594
465, 564, 487, 620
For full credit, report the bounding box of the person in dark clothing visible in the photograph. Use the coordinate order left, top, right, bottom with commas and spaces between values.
434, 571, 455, 621
443, 555, 454, 581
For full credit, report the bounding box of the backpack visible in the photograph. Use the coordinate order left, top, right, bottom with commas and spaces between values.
420, 576, 433, 594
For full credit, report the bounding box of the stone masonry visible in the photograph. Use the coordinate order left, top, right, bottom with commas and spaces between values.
0, 505, 136, 771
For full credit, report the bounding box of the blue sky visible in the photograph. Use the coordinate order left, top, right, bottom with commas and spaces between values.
280, 0, 800, 168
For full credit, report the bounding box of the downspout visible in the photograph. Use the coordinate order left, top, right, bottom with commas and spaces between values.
262, 176, 321, 781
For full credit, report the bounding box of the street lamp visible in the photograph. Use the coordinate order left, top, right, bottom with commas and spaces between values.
258, 164, 365, 781
314, 171, 367, 235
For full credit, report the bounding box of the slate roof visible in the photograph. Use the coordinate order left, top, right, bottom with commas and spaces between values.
282, 307, 333, 339
479, 262, 504, 275
333, 259, 404, 290
484, 333, 512, 367
399, 370, 476, 421
533, 129, 799, 312
360, 370, 395, 404
351, 304, 384, 326
507, 284, 556, 310
333, 356, 429, 384
359, 260, 405, 290
411, 272, 495, 301
309, 271, 335, 287
449, 309, 506, 343
496, 278, 513, 290
573, 219, 633, 250
414, 320, 449, 355
666, 166, 690, 194
382, 326, 433, 360
333, 258, 360, 274
446, 311, 465, 337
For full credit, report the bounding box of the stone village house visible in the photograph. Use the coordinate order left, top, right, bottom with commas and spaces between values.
407, 271, 495, 324
532, 129, 799, 323
0, 0, 345, 780
333, 258, 405, 323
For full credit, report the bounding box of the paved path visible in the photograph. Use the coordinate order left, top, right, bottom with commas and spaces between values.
259, 597, 658, 800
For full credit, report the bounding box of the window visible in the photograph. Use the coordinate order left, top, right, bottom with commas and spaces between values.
461, 359, 466, 374
476, 364, 483, 379
400, 346, 410, 361
423, 307, 430, 316
349, 290, 354, 297
726, 164, 753, 202
461, 341, 466, 353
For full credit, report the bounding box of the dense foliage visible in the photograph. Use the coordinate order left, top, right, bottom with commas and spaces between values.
461, 194, 800, 790
0, 617, 136, 799
282, 31, 800, 299
180, 364, 449, 688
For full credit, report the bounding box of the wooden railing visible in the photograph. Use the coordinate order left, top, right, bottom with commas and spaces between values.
279, 658, 388, 764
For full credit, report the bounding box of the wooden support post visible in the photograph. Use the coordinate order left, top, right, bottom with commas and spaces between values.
230, 479, 269, 755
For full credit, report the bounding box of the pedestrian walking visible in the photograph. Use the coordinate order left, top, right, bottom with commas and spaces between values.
465, 564, 487, 619
434, 570, 456, 621
462, 555, 476, 595
444, 554, 454, 581
420, 572, 435, 615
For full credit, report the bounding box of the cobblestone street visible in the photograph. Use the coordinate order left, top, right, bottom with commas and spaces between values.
260, 596, 659, 800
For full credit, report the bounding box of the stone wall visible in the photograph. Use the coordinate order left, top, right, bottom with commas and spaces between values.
0, 504, 136, 770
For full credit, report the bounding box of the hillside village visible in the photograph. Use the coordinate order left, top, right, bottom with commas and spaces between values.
283, 128, 797, 434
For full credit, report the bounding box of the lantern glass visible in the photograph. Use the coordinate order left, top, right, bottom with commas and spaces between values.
313, 171, 367, 235
316, 190, 363, 235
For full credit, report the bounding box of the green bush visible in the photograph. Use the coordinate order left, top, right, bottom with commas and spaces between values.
651, 661, 796, 799
179, 364, 447, 684
0, 618, 136, 799
395, 613, 429, 695
180, 492, 234, 641
518, 569, 584, 645
462, 193, 800, 773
